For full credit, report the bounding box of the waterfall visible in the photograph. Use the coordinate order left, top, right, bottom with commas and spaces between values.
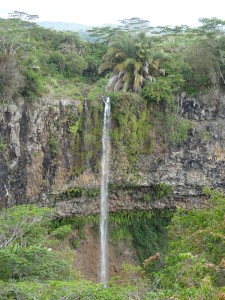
84, 99, 88, 112
83, 99, 90, 170
100, 96, 111, 287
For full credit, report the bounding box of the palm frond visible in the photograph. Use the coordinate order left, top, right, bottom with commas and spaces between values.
114, 62, 126, 73
123, 72, 132, 91
98, 61, 115, 73
115, 52, 125, 59
100, 31, 162, 93
133, 74, 144, 93
134, 61, 142, 75
123, 58, 136, 69
150, 59, 160, 70
146, 75, 156, 82
105, 75, 118, 92
142, 61, 149, 76
114, 78, 124, 91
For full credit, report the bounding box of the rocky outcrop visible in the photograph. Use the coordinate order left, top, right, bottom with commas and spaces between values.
51, 186, 210, 217
133, 89, 225, 190
0, 97, 82, 208
0, 88, 225, 215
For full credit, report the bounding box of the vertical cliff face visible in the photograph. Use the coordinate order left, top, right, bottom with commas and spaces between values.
128, 89, 225, 208
0, 97, 83, 208
0, 88, 225, 215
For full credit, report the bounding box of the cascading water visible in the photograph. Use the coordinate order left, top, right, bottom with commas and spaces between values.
84, 99, 88, 112
100, 96, 111, 287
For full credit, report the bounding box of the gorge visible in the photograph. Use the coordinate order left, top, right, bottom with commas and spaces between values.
0, 16, 225, 297
0, 88, 224, 285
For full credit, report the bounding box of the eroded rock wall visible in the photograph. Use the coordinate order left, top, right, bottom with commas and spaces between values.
0, 97, 82, 208
0, 88, 224, 215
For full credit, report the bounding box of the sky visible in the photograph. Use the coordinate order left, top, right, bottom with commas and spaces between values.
0, 0, 225, 27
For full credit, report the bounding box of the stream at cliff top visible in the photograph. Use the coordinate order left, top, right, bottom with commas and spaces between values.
100, 96, 111, 287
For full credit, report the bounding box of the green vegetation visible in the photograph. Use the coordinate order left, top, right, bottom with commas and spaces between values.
49, 135, 58, 157
86, 188, 100, 197
142, 78, 173, 106
0, 17, 96, 102
153, 182, 174, 198
169, 116, 194, 144
108, 211, 173, 273
0, 138, 6, 151
0, 14, 225, 299
1, 16, 225, 101
62, 182, 173, 201
63, 187, 83, 198
110, 93, 153, 163
0, 205, 73, 283
112, 183, 174, 203
98, 31, 166, 93
61, 187, 100, 199
0, 190, 224, 298
146, 188, 225, 299
0, 245, 70, 281
1, 15, 224, 174
0, 280, 136, 299
50, 224, 72, 239
0, 204, 53, 248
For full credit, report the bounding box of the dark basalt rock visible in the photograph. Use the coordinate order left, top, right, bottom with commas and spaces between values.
0, 89, 225, 215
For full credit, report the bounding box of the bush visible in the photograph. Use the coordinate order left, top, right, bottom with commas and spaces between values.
71, 239, 79, 249
64, 187, 83, 198
50, 225, 72, 239
0, 279, 138, 300
142, 78, 173, 106
153, 182, 173, 198
0, 245, 71, 281
150, 188, 225, 297
170, 118, 194, 144
0, 204, 53, 248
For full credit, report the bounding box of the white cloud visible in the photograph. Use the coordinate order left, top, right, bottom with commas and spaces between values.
0, 0, 224, 26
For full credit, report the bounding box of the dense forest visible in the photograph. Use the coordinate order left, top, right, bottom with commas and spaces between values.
0, 13, 225, 299
1, 14, 225, 103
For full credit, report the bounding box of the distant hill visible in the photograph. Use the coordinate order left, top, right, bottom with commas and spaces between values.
37, 21, 91, 32
36, 21, 95, 40
36, 21, 117, 41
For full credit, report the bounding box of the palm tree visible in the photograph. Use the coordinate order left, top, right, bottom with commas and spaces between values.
98, 32, 165, 93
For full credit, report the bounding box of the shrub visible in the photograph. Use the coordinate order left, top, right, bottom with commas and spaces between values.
71, 239, 79, 249
142, 78, 173, 106
153, 182, 173, 198
64, 187, 83, 198
0, 245, 71, 281
150, 188, 225, 296
50, 225, 72, 239
0, 204, 53, 248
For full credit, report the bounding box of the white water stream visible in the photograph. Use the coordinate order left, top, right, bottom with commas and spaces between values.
100, 96, 111, 287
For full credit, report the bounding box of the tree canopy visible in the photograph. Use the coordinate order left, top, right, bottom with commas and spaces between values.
1, 16, 225, 102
